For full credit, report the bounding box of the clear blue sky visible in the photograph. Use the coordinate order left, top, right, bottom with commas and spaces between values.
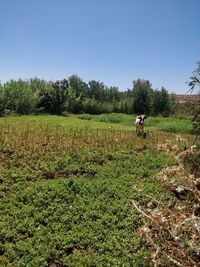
0, 0, 199, 93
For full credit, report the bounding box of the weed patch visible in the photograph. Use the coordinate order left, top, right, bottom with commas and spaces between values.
0, 115, 195, 266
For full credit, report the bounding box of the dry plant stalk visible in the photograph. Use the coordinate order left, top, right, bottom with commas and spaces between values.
133, 137, 200, 267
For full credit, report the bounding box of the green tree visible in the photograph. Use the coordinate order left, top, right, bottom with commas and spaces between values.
153, 87, 171, 116
104, 86, 120, 102
37, 82, 68, 114
29, 77, 48, 93
82, 98, 101, 114
65, 88, 83, 114
88, 80, 105, 101
2, 79, 36, 114
132, 79, 153, 115
68, 75, 88, 97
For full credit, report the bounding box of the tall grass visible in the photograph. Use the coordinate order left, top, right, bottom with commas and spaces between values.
78, 113, 193, 134
147, 116, 193, 133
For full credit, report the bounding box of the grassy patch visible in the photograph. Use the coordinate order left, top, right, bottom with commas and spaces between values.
77, 113, 193, 134
149, 117, 192, 133
1, 113, 193, 134
0, 115, 192, 266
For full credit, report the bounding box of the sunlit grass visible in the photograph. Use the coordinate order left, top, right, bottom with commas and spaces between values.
0, 114, 195, 266
77, 113, 193, 134
1, 113, 193, 134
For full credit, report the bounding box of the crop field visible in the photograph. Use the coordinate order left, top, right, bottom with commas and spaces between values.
0, 114, 196, 266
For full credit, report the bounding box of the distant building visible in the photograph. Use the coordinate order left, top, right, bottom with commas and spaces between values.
171, 94, 200, 104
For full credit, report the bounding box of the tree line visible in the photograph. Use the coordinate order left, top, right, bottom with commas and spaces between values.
0, 75, 176, 116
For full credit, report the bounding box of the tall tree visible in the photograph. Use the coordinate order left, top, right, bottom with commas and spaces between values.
2, 79, 36, 114
132, 79, 153, 115
68, 75, 88, 97
88, 80, 105, 101
37, 82, 68, 114
153, 87, 171, 116
104, 86, 120, 102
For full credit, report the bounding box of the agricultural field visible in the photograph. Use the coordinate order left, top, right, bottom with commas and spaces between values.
0, 114, 197, 266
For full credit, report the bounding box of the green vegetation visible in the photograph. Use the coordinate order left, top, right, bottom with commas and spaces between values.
0, 57, 198, 267
0, 77, 175, 117
0, 61, 199, 267
186, 61, 200, 177
0, 113, 193, 134
77, 113, 193, 134
0, 115, 186, 266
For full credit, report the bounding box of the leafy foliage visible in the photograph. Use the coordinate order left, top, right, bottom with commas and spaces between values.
0, 76, 177, 116
132, 79, 153, 115
153, 87, 172, 116
188, 61, 200, 175
0, 115, 178, 266
37, 81, 68, 114
192, 103, 200, 136
188, 61, 200, 91
1, 79, 37, 115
